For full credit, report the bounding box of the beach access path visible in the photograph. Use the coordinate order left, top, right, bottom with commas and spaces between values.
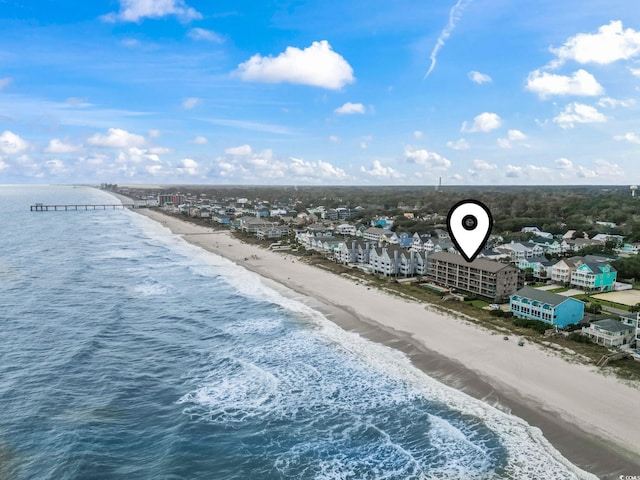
135, 208, 640, 478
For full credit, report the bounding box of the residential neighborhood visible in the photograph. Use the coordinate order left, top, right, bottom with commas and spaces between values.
113, 185, 640, 355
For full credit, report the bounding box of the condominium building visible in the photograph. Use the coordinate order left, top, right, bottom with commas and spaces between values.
426, 251, 521, 302
510, 287, 584, 328
158, 193, 186, 207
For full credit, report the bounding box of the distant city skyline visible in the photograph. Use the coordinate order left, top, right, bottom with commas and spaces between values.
1, 0, 640, 185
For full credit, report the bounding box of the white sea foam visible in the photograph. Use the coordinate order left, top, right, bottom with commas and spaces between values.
131, 278, 168, 297
129, 211, 597, 480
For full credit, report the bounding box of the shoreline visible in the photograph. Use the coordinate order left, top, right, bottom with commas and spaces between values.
132, 206, 640, 479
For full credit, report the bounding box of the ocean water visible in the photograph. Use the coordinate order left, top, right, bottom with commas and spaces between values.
0, 185, 594, 480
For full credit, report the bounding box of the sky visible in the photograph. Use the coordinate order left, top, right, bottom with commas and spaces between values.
1, 0, 640, 186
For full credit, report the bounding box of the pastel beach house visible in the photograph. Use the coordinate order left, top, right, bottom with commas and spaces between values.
510, 287, 584, 328
570, 262, 617, 292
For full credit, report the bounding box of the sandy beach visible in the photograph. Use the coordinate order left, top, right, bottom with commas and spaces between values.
135, 207, 640, 479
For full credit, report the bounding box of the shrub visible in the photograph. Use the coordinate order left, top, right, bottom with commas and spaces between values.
512, 317, 548, 334
568, 332, 592, 344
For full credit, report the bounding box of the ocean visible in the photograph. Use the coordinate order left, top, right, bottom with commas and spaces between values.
0, 185, 594, 479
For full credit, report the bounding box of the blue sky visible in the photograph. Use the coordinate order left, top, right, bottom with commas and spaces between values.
1, 0, 640, 185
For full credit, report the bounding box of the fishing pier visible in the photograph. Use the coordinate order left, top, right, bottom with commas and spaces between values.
31, 203, 135, 211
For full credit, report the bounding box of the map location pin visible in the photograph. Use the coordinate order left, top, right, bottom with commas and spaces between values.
446, 199, 493, 263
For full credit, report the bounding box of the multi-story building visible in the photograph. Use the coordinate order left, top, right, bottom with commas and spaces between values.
368, 245, 403, 276
570, 262, 617, 292
550, 257, 583, 285
426, 251, 521, 302
581, 319, 635, 347
362, 227, 386, 242
336, 224, 356, 235
497, 241, 544, 261
510, 287, 584, 328
336, 239, 371, 264
240, 218, 279, 234
158, 193, 186, 207
256, 227, 290, 241
324, 207, 356, 221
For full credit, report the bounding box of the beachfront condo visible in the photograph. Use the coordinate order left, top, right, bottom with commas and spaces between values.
510, 287, 584, 328
426, 252, 521, 303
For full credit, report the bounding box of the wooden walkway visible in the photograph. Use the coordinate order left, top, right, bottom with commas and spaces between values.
31, 203, 135, 211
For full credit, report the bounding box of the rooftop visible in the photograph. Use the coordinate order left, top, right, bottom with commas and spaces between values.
430, 251, 514, 273
512, 286, 577, 307
589, 319, 634, 333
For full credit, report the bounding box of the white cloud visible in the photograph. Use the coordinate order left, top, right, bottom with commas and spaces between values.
404, 146, 451, 170
45, 139, 81, 154
505, 165, 523, 178
236, 40, 354, 90
526, 69, 603, 98
461, 112, 502, 133
148, 146, 172, 154
177, 158, 200, 176
44, 159, 66, 175
328, 135, 340, 143
360, 160, 403, 179
424, 0, 472, 78
551, 21, 640, 66
555, 158, 573, 169
87, 128, 146, 148
0, 78, 12, 91
0, 131, 29, 154
187, 28, 224, 43
498, 129, 528, 148
146, 164, 164, 176
149, 129, 161, 138
413, 130, 423, 139
182, 97, 201, 110
191, 135, 208, 144
213, 145, 349, 183
225, 144, 253, 156
334, 102, 365, 115
121, 38, 141, 48
630, 67, 640, 77
473, 159, 496, 170
594, 159, 624, 177
553, 102, 607, 129
446, 138, 469, 150
614, 132, 640, 144
288, 157, 348, 181
468, 70, 492, 84
507, 129, 527, 141
576, 166, 597, 178
117, 147, 161, 164
103, 0, 201, 23
598, 96, 636, 108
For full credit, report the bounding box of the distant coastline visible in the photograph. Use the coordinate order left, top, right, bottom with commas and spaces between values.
122, 200, 640, 480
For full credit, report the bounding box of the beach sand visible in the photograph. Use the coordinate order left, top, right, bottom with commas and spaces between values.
135, 207, 640, 479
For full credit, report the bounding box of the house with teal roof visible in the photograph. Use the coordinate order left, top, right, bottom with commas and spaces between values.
510, 287, 584, 328
570, 262, 617, 292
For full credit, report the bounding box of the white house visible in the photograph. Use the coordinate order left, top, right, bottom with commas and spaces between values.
582, 319, 635, 347
336, 224, 356, 235
369, 246, 402, 276
363, 227, 386, 242
550, 257, 584, 284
